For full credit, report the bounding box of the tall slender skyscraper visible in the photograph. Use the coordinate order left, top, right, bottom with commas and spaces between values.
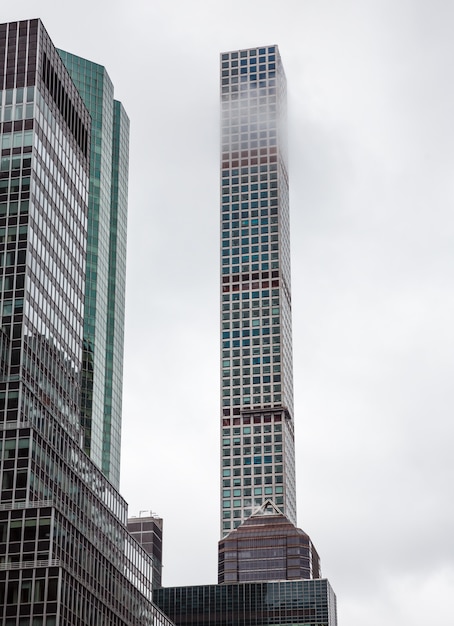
56, 51, 129, 489
220, 45, 296, 536
0, 19, 173, 625
153, 44, 337, 625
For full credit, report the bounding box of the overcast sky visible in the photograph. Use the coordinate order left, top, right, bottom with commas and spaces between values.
6, 2, 454, 624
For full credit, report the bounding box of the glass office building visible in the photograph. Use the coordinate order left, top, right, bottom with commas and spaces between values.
0, 19, 174, 626
220, 45, 296, 535
218, 501, 320, 584
56, 51, 129, 489
154, 579, 337, 626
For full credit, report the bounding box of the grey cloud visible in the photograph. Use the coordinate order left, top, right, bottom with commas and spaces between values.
4, 1, 453, 623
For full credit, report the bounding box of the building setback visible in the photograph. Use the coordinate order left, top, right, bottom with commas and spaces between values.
220, 45, 296, 536
0, 19, 174, 626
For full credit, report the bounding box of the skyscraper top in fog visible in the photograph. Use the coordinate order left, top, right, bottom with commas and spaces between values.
220, 45, 296, 535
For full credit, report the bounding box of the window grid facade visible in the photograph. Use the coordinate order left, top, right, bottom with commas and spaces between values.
56, 51, 129, 489
218, 508, 321, 584
220, 46, 296, 536
0, 19, 174, 626
154, 579, 337, 626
